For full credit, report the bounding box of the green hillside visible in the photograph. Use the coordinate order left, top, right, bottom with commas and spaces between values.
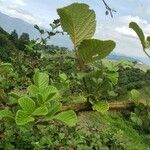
0, 2, 150, 150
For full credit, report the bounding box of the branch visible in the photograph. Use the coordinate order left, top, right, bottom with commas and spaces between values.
101, 0, 116, 17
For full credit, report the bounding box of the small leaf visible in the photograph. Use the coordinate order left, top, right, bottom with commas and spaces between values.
32, 106, 48, 116
0, 109, 14, 120
54, 110, 77, 127
92, 101, 109, 113
108, 91, 118, 97
33, 72, 49, 89
107, 72, 119, 85
34, 25, 40, 30
53, 19, 60, 25
78, 39, 116, 63
0, 63, 13, 75
70, 95, 87, 103
15, 110, 34, 125
130, 112, 142, 126
130, 89, 141, 105
18, 96, 35, 114
9, 92, 21, 99
105, 10, 109, 15
59, 73, 67, 81
77, 72, 87, 80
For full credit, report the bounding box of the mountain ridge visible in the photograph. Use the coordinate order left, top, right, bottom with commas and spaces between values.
0, 11, 149, 65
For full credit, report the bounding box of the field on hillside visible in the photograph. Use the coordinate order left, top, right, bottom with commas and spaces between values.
0, 2, 150, 150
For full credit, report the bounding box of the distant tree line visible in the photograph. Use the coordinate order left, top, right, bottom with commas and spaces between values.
0, 27, 68, 62
0, 27, 30, 61
116, 66, 150, 96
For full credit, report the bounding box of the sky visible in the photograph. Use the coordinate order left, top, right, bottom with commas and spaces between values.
0, 0, 150, 59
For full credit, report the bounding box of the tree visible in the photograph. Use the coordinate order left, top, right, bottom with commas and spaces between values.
18, 33, 30, 51
0, 27, 9, 36
9, 30, 18, 47
0, 34, 16, 61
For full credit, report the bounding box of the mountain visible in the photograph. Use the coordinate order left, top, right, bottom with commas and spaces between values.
0, 12, 149, 65
107, 53, 143, 64
0, 12, 39, 38
107, 53, 150, 65
0, 12, 72, 48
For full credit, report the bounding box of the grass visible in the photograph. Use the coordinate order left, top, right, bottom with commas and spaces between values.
78, 111, 150, 149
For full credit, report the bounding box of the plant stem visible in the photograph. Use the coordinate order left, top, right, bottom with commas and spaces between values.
143, 48, 150, 59
101, 0, 116, 17
74, 46, 91, 103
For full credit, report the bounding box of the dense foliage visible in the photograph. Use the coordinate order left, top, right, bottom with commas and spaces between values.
116, 66, 150, 97
0, 2, 150, 150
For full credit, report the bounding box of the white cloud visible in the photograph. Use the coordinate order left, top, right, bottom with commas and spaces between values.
115, 26, 136, 38
0, 0, 26, 6
13, 0, 26, 6
95, 16, 150, 58
115, 16, 150, 38
121, 16, 148, 24
137, 5, 150, 16
0, 0, 41, 25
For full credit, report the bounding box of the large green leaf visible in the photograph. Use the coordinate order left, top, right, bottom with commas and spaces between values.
129, 22, 145, 49
32, 106, 48, 116
57, 3, 96, 47
54, 110, 77, 127
15, 110, 34, 125
18, 96, 35, 114
33, 72, 49, 89
78, 39, 116, 63
92, 101, 109, 113
0, 109, 14, 120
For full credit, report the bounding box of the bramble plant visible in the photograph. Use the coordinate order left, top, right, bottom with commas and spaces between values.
34, 19, 63, 45
0, 71, 77, 127
57, 3, 116, 68
0, 62, 18, 93
0, 2, 150, 149
57, 3, 116, 112
130, 89, 150, 133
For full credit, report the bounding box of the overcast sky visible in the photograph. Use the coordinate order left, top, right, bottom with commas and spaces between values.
0, 0, 150, 59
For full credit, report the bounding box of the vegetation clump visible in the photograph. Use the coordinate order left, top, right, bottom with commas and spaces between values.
0, 2, 150, 150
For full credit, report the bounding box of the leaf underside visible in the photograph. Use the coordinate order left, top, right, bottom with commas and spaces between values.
78, 39, 116, 63
129, 22, 145, 49
57, 3, 96, 47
